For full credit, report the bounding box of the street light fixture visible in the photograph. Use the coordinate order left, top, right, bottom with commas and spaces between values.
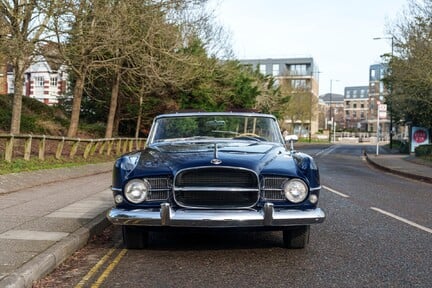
373, 36, 394, 149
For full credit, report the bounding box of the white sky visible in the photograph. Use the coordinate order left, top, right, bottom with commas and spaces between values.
208, 0, 408, 95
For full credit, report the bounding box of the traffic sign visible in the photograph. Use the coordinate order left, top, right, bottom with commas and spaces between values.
379, 104, 387, 118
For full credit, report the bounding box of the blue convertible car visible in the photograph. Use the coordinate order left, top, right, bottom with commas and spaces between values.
107, 112, 325, 249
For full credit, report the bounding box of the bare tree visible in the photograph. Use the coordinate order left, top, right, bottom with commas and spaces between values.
0, 0, 57, 134
278, 78, 314, 135
104, 0, 222, 137
51, 0, 217, 138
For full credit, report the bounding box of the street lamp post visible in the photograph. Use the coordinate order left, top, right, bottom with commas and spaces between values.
310, 70, 322, 143
373, 36, 394, 149
329, 79, 339, 142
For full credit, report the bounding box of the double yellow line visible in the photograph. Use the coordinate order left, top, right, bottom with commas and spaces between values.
74, 248, 127, 288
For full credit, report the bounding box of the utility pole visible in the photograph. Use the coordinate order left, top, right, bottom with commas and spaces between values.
328, 79, 339, 142
373, 36, 394, 149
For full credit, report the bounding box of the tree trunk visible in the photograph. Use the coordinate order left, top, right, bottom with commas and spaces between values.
135, 90, 144, 138
10, 62, 26, 135
67, 74, 85, 137
105, 70, 121, 138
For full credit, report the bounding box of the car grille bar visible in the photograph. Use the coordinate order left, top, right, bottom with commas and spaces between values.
174, 167, 259, 208
147, 177, 170, 201
262, 177, 289, 200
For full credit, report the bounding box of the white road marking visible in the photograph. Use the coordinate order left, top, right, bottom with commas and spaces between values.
371, 207, 432, 234
322, 185, 350, 198
315, 146, 337, 157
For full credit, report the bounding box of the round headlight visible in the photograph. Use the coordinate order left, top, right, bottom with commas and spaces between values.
124, 179, 150, 204
282, 179, 308, 203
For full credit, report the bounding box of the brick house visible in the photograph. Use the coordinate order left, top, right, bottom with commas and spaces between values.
6, 45, 68, 105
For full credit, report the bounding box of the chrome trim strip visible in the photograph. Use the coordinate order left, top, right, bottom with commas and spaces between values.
175, 187, 259, 192
310, 186, 321, 191
112, 187, 122, 192
107, 204, 325, 228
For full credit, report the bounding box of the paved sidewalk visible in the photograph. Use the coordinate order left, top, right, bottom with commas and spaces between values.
0, 163, 113, 288
364, 148, 432, 184
0, 150, 431, 288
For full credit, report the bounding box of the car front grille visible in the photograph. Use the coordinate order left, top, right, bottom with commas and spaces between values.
147, 178, 170, 201
173, 167, 259, 208
262, 177, 288, 200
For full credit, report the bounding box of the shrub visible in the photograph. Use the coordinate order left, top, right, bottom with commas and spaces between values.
395, 140, 410, 154
415, 144, 432, 157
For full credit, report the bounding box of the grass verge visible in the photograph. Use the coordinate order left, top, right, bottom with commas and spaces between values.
0, 156, 116, 175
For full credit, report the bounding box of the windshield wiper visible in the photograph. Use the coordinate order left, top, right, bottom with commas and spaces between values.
233, 135, 266, 142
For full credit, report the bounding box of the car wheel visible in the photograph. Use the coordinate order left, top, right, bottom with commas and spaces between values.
282, 225, 310, 249
122, 226, 149, 249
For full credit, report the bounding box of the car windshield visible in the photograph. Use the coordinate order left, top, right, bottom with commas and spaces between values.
148, 114, 283, 144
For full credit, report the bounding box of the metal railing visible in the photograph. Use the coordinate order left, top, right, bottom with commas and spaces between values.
0, 134, 147, 162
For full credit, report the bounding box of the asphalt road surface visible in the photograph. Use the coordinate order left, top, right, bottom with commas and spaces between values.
35, 144, 432, 288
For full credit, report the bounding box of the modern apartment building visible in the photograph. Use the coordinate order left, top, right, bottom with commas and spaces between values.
319, 93, 345, 130
239, 58, 320, 135
368, 63, 390, 136
344, 86, 369, 131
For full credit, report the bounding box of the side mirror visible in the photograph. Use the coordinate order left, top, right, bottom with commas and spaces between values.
284, 134, 298, 152
284, 135, 298, 143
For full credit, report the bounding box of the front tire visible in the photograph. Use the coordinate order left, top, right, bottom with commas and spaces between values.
122, 226, 149, 249
282, 225, 310, 249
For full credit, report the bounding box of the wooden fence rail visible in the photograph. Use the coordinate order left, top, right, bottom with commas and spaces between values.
0, 134, 147, 162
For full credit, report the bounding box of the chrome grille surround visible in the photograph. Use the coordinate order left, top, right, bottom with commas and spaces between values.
145, 177, 171, 201
262, 177, 290, 200
173, 167, 259, 209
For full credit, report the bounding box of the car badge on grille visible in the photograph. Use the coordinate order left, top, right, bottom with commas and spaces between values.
211, 158, 222, 165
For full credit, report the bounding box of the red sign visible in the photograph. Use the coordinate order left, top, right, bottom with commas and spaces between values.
411, 126, 430, 152
413, 129, 427, 143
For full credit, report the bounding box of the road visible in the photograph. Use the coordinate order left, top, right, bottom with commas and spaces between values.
35, 144, 432, 288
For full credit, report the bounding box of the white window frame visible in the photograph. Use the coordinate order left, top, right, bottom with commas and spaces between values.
50, 76, 58, 87
35, 76, 44, 87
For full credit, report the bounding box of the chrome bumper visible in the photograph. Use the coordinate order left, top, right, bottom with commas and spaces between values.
107, 203, 325, 228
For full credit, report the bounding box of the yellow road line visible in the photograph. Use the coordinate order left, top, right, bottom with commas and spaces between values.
91, 249, 128, 288
74, 248, 116, 288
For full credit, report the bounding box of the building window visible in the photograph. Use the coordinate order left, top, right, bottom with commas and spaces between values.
272, 64, 279, 76
380, 82, 385, 93
291, 79, 307, 89
35, 76, 44, 87
290, 64, 307, 75
8, 78, 14, 93
370, 69, 377, 81
50, 76, 58, 87
259, 64, 266, 75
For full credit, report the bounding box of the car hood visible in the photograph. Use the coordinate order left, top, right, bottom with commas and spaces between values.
127, 141, 299, 177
